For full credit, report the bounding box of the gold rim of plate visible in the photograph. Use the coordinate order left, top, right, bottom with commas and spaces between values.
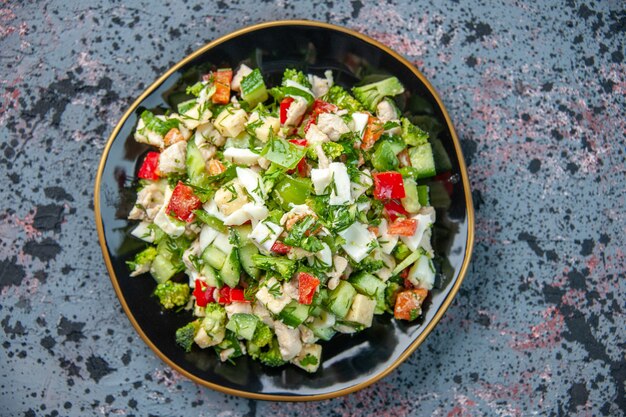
93, 19, 475, 402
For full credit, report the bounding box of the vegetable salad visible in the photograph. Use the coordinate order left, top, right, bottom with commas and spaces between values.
127, 64, 439, 372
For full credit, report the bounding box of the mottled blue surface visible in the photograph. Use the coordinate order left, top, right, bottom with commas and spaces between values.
1, 1, 625, 416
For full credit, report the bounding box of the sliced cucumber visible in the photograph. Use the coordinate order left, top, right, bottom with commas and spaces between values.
401, 178, 421, 213
234, 225, 261, 279
201, 264, 222, 288
225, 313, 259, 341
416, 185, 430, 207
326, 281, 357, 319
149, 254, 179, 284
202, 245, 227, 270
220, 249, 241, 288
408, 143, 436, 179
279, 300, 310, 328
186, 139, 208, 187
348, 272, 386, 298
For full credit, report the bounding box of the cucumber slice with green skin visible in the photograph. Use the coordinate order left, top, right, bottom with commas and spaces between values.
202, 245, 227, 270
240, 68, 269, 107
416, 185, 430, 207
401, 178, 421, 214
408, 143, 436, 179
238, 243, 261, 279
225, 313, 259, 340
186, 139, 208, 187
279, 300, 310, 328
149, 254, 179, 284
311, 288, 329, 307
326, 281, 357, 319
308, 310, 336, 341
201, 264, 222, 288
348, 272, 386, 299
309, 323, 336, 341
220, 249, 241, 288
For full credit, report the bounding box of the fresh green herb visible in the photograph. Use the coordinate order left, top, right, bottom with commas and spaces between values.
299, 353, 319, 367
261, 136, 307, 170
140, 110, 180, 136
267, 282, 282, 298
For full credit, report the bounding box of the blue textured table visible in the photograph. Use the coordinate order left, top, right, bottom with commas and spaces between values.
1, 1, 624, 416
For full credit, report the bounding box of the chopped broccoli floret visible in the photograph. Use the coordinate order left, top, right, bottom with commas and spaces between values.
126, 246, 157, 274
401, 117, 429, 146
321, 142, 344, 160
350, 255, 384, 273
154, 281, 190, 309
393, 241, 411, 261
204, 303, 227, 334
252, 254, 297, 280
259, 337, 287, 367
251, 322, 273, 347
352, 77, 405, 112
323, 85, 363, 112
175, 320, 201, 352
282, 68, 312, 88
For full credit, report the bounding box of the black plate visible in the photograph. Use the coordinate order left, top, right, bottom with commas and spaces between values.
94, 20, 474, 401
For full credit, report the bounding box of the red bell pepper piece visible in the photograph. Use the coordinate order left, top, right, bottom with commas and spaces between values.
212, 68, 233, 104
373, 172, 406, 200
193, 279, 215, 307
288, 138, 308, 147
217, 286, 231, 304
279, 97, 295, 124
361, 116, 384, 150
137, 151, 160, 180
271, 241, 292, 255
229, 288, 248, 302
298, 272, 320, 305
383, 200, 409, 222
387, 218, 418, 236
287, 138, 309, 177
166, 181, 202, 222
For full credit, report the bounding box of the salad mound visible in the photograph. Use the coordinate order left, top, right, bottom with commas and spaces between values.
127, 65, 439, 372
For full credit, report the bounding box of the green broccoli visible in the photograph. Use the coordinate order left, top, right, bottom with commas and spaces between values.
401, 117, 429, 146
393, 241, 411, 261
153, 281, 190, 309
259, 337, 287, 367
323, 85, 363, 112
203, 303, 227, 336
175, 320, 201, 352
126, 246, 157, 276
352, 76, 405, 112
321, 142, 344, 160
350, 255, 384, 273
252, 254, 297, 280
246, 322, 274, 360
282, 68, 312, 88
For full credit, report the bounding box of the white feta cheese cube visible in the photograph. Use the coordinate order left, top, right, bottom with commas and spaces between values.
338, 222, 376, 263
344, 294, 376, 328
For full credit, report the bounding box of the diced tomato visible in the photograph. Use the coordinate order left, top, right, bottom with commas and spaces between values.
373, 172, 406, 200
212, 68, 233, 104
394, 288, 428, 321
193, 279, 215, 307
229, 288, 248, 302
217, 286, 231, 304
271, 241, 292, 255
289, 138, 308, 147
383, 200, 409, 222
400, 269, 413, 289
279, 97, 295, 124
166, 181, 202, 222
137, 151, 160, 180
388, 218, 417, 236
298, 272, 320, 305
361, 116, 384, 150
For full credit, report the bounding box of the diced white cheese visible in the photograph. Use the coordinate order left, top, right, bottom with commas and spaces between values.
236, 167, 265, 204
407, 254, 435, 290
376, 100, 398, 123
249, 221, 283, 253
274, 320, 302, 361
158, 140, 187, 174
328, 162, 352, 205
213, 108, 248, 138
196, 122, 225, 146
344, 294, 376, 328
291, 343, 322, 373
198, 224, 219, 252
305, 123, 330, 146
231, 64, 253, 92
223, 147, 260, 166
378, 218, 399, 255
338, 222, 376, 263
316, 113, 350, 141
351, 112, 370, 138
246, 112, 280, 143
311, 167, 332, 195
255, 277, 292, 315
214, 179, 249, 216
284, 96, 308, 127
180, 102, 212, 130
131, 221, 155, 243
400, 213, 433, 252
224, 302, 253, 318
222, 202, 269, 226
213, 232, 234, 255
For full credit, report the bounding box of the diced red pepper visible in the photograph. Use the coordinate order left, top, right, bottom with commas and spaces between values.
298, 272, 320, 305
373, 172, 406, 200
361, 116, 384, 150
212, 68, 233, 104
166, 181, 202, 222
137, 151, 160, 180
287, 138, 309, 177
229, 288, 248, 302
193, 279, 215, 307
288, 138, 308, 147
383, 200, 409, 222
394, 288, 428, 321
279, 97, 295, 124
217, 286, 231, 304
387, 218, 418, 236
271, 241, 292, 255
